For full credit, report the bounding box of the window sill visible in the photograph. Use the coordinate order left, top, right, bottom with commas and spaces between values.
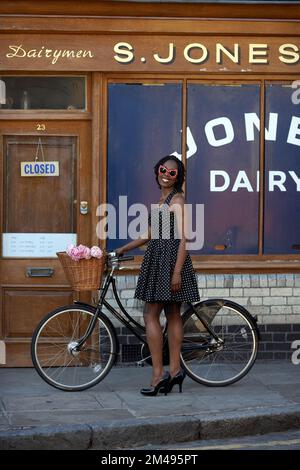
116, 257, 300, 274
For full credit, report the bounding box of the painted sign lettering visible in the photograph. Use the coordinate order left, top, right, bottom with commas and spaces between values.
20, 161, 59, 176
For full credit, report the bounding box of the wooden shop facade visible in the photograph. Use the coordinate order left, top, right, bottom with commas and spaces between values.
0, 1, 299, 365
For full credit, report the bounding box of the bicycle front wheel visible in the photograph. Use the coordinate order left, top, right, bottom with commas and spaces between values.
181, 299, 259, 386
31, 305, 117, 391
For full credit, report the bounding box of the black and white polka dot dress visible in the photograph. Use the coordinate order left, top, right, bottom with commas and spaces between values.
134, 188, 200, 303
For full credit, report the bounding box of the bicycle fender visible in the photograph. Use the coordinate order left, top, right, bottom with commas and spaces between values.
74, 300, 96, 310
183, 299, 261, 340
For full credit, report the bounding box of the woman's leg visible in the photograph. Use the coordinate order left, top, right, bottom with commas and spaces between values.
164, 302, 183, 377
143, 301, 165, 385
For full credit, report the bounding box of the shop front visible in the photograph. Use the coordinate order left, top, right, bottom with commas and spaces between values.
0, 1, 300, 366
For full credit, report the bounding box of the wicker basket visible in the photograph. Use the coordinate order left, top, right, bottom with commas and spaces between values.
57, 251, 106, 291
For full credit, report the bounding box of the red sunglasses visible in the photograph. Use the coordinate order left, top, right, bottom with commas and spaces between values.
158, 164, 178, 179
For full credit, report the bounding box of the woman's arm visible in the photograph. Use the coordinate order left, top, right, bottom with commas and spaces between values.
115, 225, 151, 256
170, 194, 187, 292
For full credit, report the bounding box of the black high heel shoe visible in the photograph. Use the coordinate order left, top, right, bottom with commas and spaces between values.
140, 373, 171, 396
160, 370, 186, 394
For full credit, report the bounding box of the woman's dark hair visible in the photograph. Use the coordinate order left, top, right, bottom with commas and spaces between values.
154, 155, 185, 192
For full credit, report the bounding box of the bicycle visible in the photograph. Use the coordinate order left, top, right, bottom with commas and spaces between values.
31, 251, 260, 391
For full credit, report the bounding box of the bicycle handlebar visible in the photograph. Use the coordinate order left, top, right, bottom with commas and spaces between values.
107, 251, 134, 263
119, 255, 134, 262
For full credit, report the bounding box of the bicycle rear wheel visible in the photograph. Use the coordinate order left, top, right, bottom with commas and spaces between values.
181, 299, 259, 386
31, 305, 117, 391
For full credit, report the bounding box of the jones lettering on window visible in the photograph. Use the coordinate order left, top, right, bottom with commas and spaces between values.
20, 161, 59, 177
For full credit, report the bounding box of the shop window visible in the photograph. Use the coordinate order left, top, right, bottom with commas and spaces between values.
187, 83, 260, 254
0, 76, 86, 110
2, 136, 77, 257
107, 82, 182, 253
106, 80, 300, 263
264, 83, 300, 254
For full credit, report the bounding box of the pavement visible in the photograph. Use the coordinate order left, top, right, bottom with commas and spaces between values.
0, 361, 300, 450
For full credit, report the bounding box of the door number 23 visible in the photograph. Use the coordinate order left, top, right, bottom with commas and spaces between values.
36, 124, 46, 131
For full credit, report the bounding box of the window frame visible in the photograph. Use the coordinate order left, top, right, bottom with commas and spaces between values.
101, 73, 300, 273
0, 72, 91, 118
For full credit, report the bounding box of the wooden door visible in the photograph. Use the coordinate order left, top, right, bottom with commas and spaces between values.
0, 121, 91, 366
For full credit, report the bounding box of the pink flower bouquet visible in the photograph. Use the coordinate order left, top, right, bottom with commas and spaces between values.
66, 244, 103, 262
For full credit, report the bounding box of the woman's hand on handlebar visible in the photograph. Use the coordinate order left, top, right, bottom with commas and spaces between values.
115, 247, 124, 257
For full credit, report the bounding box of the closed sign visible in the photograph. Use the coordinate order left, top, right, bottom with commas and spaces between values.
21, 161, 59, 176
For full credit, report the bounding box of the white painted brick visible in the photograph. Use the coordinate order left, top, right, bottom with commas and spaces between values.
111, 299, 121, 309
288, 297, 300, 305
229, 297, 249, 306
249, 297, 263, 305
261, 314, 286, 324
270, 306, 292, 314
215, 275, 224, 287
244, 288, 270, 297
126, 275, 136, 288
114, 288, 122, 298
224, 275, 234, 288
242, 275, 250, 287
229, 288, 243, 297
267, 274, 277, 287
109, 316, 120, 327
263, 297, 287, 305
104, 289, 113, 299
286, 314, 300, 323
202, 288, 230, 297
259, 275, 269, 287
126, 308, 142, 318
115, 276, 127, 289
276, 274, 286, 287
110, 272, 300, 329
233, 275, 242, 287
197, 276, 206, 288
120, 289, 135, 299
126, 298, 140, 308
102, 299, 119, 310
248, 306, 271, 315
206, 275, 215, 288
285, 275, 295, 287
250, 275, 260, 287
270, 288, 293, 297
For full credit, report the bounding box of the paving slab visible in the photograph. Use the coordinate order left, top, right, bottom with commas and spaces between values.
8, 409, 135, 427
0, 361, 300, 449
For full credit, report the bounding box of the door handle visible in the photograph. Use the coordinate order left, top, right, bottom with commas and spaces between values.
26, 267, 54, 277
80, 201, 88, 215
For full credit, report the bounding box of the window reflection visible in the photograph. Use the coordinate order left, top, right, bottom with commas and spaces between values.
0, 76, 86, 110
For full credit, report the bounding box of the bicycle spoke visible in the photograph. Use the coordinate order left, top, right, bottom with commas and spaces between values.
181, 302, 258, 385
32, 307, 116, 390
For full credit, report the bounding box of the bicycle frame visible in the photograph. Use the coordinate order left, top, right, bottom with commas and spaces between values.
75, 255, 220, 350
76, 259, 147, 349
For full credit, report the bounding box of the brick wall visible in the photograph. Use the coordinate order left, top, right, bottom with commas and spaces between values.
101, 273, 300, 363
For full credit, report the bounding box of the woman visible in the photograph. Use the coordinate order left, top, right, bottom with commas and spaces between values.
116, 155, 200, 396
